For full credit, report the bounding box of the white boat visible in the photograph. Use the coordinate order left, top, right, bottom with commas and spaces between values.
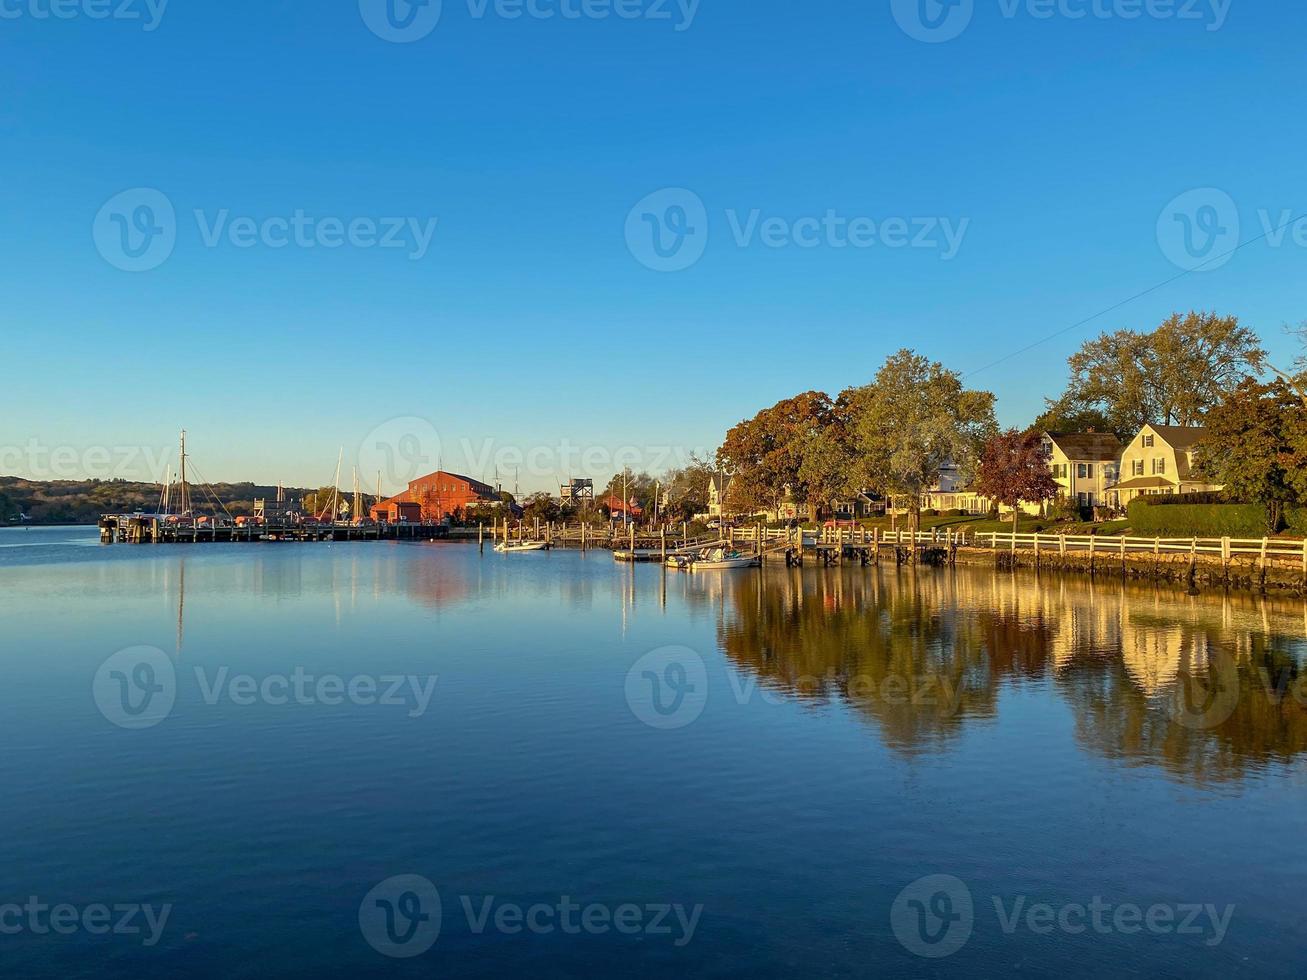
494, 541, 548, 553
666, 547, 760, 571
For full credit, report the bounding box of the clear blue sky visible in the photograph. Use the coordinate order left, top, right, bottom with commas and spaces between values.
3, 0, 1304, 494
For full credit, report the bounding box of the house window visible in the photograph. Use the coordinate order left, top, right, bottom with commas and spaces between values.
1077, 463, 1094, 479
1152, 458, 1166, 475
1143, 434, 1155, 448
1132, 460, 1144, 476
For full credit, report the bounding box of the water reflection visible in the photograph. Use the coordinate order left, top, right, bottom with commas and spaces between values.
703, 566, 1307, 785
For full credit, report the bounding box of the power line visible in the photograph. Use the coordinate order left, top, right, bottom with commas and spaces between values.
965, 210, 1307, 379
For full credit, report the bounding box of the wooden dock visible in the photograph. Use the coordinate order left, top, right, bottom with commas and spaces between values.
99, 515, 450, 544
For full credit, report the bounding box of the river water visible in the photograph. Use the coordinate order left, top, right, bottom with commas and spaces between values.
1, 526, 1304, 977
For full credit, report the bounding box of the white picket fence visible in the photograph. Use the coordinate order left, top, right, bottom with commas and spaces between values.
974, 531, 1307, 565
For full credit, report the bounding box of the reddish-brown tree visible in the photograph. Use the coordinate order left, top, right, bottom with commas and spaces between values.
974, 429, 1060, 536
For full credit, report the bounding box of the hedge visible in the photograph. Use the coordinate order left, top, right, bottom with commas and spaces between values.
1127, 499, 1268, 537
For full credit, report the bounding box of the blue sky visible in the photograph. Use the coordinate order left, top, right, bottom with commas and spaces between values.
2, 0, 1304, 494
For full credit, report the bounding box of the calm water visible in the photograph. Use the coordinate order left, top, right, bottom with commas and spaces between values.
2, 526, 1306, 977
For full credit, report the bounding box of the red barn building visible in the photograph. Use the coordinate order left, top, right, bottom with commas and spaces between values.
371, 470, 498, 523
602, 494, 643, 522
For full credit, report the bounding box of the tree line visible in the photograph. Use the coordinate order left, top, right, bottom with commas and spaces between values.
713, 311, 1282, 534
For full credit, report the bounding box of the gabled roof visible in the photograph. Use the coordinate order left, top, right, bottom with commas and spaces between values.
710, 473, 731, 493
1146, 425, 1206, 450
1045, 431, 1123, 462
1111, 475, 1177, 491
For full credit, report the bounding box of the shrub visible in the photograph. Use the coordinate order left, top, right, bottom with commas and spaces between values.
1127, 498, 1268, 537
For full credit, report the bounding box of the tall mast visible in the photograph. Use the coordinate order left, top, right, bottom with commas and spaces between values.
352, 467, 361, 525
178, 430, 191, 517
329, 448, 343, 522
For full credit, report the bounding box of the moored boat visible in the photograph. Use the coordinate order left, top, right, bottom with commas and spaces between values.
494, 541, 549, 553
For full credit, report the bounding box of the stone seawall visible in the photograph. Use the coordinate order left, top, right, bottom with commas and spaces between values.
951, 546, 1307, 596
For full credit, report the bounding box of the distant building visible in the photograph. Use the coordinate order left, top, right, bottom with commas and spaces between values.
1041, 431, 1123, 511
560, 479, 594, 505
708, 474, 732, 517
371, 470, 498, 523
830, 490, 882, 521
602, 494, 643, 522
1108, 425, 1221, 508
921, 462, 991, 514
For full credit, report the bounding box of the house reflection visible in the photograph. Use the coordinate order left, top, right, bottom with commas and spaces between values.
702, 566, 1307, 785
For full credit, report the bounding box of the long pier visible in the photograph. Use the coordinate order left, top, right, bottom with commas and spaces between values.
99, 515, 450, 544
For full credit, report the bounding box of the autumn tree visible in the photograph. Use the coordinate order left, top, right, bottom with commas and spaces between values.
1196, 378, 1307, 532
844, 350, 997, 541
973, 429, 1060, 536
716, 391, 835, 518
1048, 312, 1264, 439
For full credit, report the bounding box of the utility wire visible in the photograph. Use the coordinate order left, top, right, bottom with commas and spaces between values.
965, 210, 1307, 379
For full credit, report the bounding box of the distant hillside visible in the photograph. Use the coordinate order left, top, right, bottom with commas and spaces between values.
0, 477, 328, 525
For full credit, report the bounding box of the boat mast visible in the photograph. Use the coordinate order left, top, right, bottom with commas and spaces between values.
178, 430, 191, 517
329, 448, 343, 522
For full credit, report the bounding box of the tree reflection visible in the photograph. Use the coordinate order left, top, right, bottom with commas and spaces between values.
703, 566, 1307, 784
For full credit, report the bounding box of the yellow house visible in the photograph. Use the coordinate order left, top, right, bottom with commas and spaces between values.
1109, 424, 1221, 508
1040, 431, 1123, 511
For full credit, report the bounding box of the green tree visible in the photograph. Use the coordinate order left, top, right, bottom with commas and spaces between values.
1050, 312, 1264, 439
844, 350, 997, 542
522, 491, 561, 523
973, 429, 1060, 536
1196, 378, 1307, 531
